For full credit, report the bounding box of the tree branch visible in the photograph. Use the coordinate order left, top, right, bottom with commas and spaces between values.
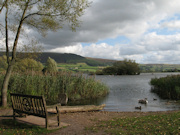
0, 0, 7, 13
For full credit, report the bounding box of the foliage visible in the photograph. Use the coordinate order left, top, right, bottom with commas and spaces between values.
87, 111, 180, 135
43, 57, 58, 73
101, 59, 140, 75
0, 72, 109, 104
0, 55, 8, 71
0, 119, 53, 135
150, 75, 180, 100
0, 56, 43, 72
14, 58, 44, 72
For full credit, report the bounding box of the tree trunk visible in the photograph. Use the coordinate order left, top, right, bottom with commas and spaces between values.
47, 104, 106, 113
1, 1, 29, 107
1, 63, 14, 107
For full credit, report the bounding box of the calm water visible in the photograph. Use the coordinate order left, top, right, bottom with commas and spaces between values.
93, 73, 180, 112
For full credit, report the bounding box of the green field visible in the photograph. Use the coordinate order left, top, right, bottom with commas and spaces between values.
139, 64, 180, 72
57, 63, 180, 73
57, 63, 104, 73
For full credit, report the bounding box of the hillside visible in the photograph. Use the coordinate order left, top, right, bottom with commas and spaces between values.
39, 52, 86, 63
38, 52, 111, 66
86, 57, 117, 65
0, 52, 112, 66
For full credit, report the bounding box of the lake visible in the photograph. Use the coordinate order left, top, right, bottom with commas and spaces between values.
92, 73, 180, 112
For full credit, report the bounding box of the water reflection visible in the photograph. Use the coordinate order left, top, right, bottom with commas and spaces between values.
68, 73, 180, 112
95, 73, 180, 112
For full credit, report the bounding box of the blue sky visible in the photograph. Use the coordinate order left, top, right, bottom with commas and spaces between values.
1, 0, 180, 64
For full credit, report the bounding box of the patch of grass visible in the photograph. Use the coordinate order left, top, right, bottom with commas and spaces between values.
0, 119, 54, 135
86, 111, 180, 135
57, 63, 103, 73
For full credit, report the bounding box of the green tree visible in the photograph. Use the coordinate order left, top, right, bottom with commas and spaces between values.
0, 0, 90, 107
14, 58, 43, 72
43, 57, 58, 73
102, 59, 140, 75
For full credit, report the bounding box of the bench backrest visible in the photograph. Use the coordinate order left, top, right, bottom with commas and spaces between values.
10, 93, 48, 118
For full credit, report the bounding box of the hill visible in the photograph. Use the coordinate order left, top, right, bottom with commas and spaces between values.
86, 57, 117, 65
0, 52, 113, 66
38, 52, 112, 66
39, 52, 85, 63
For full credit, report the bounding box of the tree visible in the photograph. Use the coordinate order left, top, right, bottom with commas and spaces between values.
43, 57, 58, 73
102, 59, 140, 75
0, 0, 90, 107
14, 58, 43, 72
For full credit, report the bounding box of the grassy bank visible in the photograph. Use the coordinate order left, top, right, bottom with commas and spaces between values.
150, 75, 180, 100
0, 71, 109, 105
0, 119, 54, 135
86, 111, 180, 135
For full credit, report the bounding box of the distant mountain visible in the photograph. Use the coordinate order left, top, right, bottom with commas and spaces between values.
86, 57, 117, 64
38, 52, 114, 66
0, 52, 114, 66
39, 52, 86, 63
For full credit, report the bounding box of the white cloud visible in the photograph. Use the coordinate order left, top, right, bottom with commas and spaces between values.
162, 20, 180, 30
2, 0, 180, 64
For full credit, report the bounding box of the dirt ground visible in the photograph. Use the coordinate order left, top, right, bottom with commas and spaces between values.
0, 108, 179, 135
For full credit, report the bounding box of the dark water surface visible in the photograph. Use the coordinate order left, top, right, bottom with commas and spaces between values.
93, 73, 180, 112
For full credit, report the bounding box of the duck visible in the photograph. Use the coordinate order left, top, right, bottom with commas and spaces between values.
138, 98, 148, 104
135, 106, 141, 110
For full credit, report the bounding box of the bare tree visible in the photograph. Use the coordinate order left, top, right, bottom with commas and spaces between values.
0, 0, 90, 107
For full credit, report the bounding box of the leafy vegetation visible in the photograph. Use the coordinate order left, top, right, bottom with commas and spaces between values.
150, 75, 180, 100
43, 57, 58, 73
86, 111, 180, 135
0, 55, 8, 71
0, 119, 53, 135
98, 59, 140, 75
14, 58, 43, 72
0, 71, 109, 105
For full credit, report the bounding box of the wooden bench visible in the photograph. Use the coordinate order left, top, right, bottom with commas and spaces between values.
10, 93, 60, 129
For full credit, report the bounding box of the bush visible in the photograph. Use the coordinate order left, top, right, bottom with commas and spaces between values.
150, 75, 180, 100
43, 57, 58, 73
101, 59, 140, 75
0, 71, 109, 105
14, 58, 43, 72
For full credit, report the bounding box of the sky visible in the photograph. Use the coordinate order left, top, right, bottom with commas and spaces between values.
2, 0, 180, 64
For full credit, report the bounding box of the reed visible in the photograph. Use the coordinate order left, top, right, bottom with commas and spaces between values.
0, 71, 109, 104
150, 75, 180, 100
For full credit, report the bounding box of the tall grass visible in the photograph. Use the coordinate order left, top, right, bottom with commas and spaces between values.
150, 75, 180, 100
0, 71, 109, 105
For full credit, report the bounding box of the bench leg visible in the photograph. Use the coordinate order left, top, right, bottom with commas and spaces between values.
13, 111, 16, 120
57, 114, 60, 126
56, 106, 60, 127
46, 117, 49, 129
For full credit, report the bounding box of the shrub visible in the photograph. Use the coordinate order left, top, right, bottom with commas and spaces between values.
43, 57, 58, 73
150, 75, 180, 100
14, 58, 44, 72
